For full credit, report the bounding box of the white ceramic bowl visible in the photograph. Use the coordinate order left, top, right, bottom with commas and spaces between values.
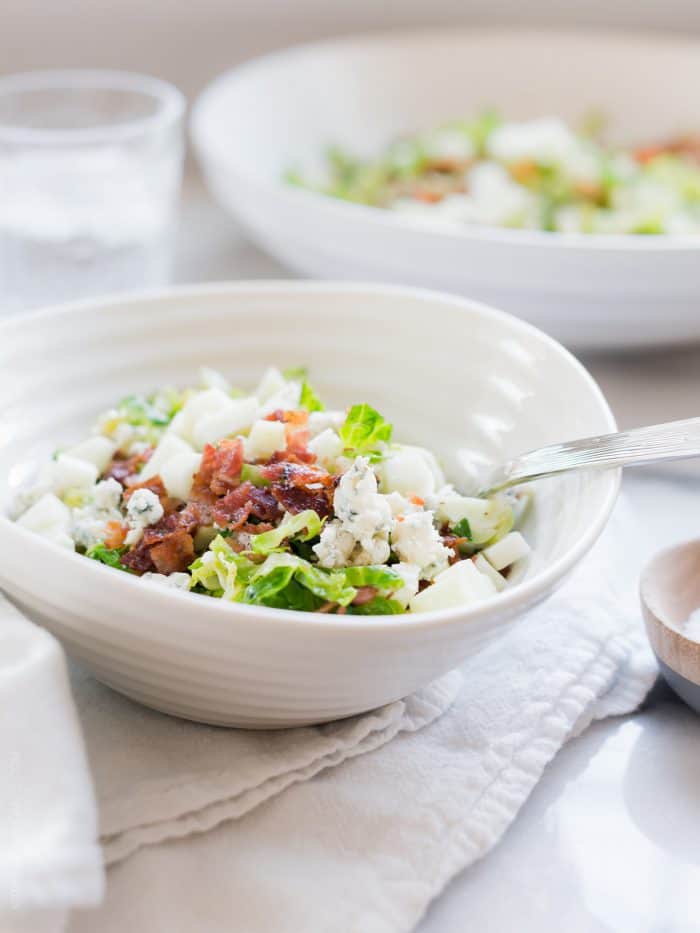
191, 28, 700, 350
0, 282, 618, 727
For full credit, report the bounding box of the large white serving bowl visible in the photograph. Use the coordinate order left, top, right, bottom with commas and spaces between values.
0, 282, 618, 727
191, 29, 700, 350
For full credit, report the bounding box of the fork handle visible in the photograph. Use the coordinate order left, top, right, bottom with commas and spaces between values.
482, 417, 700, 495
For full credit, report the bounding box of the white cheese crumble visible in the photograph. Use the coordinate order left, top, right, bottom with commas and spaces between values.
125, 488, 164, 547
314, 456, 392, 568
70, 478, 124, 550
384, 491, 422, 518
390, 510, 453, 580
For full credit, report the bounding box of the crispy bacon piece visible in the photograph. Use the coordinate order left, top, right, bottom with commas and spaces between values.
149, 530, 195, 575
264, 410, 309, 426
209, 438, 245, 496
179, 499, 214, 530
273, 484, 333, 518
121, 512, 196, 575
189, 438, 245, 499
103, 446, 153, 486
260, 461, 333, 487
261, 460, 335, 518
211, 482, 281, 530
190, 443, 216, 499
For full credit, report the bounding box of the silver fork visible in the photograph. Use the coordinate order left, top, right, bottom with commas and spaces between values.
480, 417, 700, 497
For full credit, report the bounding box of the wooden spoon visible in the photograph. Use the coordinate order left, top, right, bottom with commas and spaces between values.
640, 539, 700, 713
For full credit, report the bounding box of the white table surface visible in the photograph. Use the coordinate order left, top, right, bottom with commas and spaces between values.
170, 175, 700, 932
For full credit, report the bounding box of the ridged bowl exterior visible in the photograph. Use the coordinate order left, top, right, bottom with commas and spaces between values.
0, 283, 618, 726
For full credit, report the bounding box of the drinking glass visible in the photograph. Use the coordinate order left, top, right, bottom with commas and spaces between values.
0, 70, 185, 313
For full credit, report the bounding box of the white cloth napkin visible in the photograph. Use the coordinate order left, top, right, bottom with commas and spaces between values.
0, 597, 103, 933
76, 664, 463, 867
3, 499, 657, 933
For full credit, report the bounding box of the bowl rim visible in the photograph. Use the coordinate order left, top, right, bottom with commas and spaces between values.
0, 279, 620, 634
190, 25, 700, 255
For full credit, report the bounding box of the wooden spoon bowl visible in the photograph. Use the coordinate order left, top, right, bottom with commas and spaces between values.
641, 539, 700, 713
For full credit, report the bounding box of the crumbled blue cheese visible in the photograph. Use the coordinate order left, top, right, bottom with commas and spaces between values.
383, 491, 422, 518
125, 488, 164, 546
390, 510, 453, 580
71, 478, 124, 550
314, 456, 392, 568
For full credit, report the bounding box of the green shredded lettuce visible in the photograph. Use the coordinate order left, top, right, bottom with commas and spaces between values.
241, 553, 356, 609
299, 380, 325, 412
188, 535, 256, 600
339, 403, 393, 457
452, 518, 473, 540
341, 565, 404, 592
86, 543, 129, 571
249, 510, 324, 556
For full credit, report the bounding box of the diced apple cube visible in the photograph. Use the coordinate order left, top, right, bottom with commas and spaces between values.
159, 450, 202, 500
17, 493, 71, 534
482, 531, 531, 571
258, 382, 302, 417
308, 410, 345, 437
380, 449, 436, 498
52, 454, 99, 494
191, 396, 259, 449
255, 367, 287, 402
140, 434, 194, 481
64, 436, 116, 473
410, 559, 497, 612
308, 428, 343, 467
169, 388, 233, 442
247, 419, 287, 460
473, 553, 508, 592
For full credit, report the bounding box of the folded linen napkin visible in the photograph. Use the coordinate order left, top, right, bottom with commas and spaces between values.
67, 498, 657, 933
75, 664, 463, 866
0, 596, 103, 933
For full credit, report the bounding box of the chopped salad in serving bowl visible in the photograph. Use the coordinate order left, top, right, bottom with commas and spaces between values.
12, 367, 531, 616
288, 113, 700, 235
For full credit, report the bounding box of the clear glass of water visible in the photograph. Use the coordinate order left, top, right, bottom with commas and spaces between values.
0, 70, 185, 313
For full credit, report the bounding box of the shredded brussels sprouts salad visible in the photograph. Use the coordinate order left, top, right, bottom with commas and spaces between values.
12, 367, 532, 615
286, 112, 700, 235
